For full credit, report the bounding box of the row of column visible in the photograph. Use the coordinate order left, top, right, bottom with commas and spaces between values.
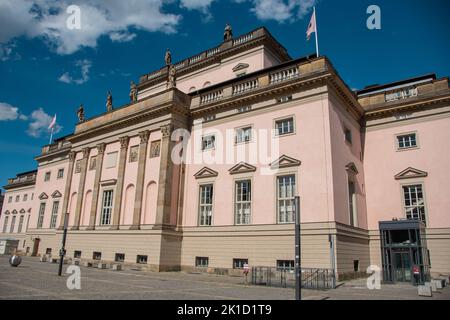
59, 124, 175, 231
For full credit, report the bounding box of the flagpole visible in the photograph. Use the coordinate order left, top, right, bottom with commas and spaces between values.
314, 6, 319, 57
49, 127, 54, 145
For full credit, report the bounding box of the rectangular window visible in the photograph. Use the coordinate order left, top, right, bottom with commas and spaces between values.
23, 194, 28, 202
17, 215, 24, 233
195, 256, 209, 267
129, 145, 139, 163
403, 185, 426, 224
46, 248, 52, 255
201, 135, 215, 150
57, 168, 64, 179
9, 216, 16, 233
75, 159, 82, 173
100, 190, 113, 225
344, 128, 352, 144
203, 114, 216, 122
74, 250, 82, 259
37, 203, 46, 229
93, 252, 102, 260
50, 201, 59, 229
8, 196, 12, 203
235, 180, 251, 225
275, 117, 294, 136
3, 216, 9, 233
198, 184, 213, 226
276, 95, 293, 103
115, 253, 125, 262
233, 258, 248, 269
15, 195, 20, 202
31, 193, 34, 201
237, 106, 251, 113
277, 175, 296, 223
397, 133, 417, 150
276, 260, 294, 272
354, 260, 360, 272
235, 126, 252, 144
44, 172, 51, 181
385, 87, 418, 102
89, 156, 97, 171
105, 152, 118, 169
348, 181, 357, 226
149, 140, 161, 158
136, 255, 148, 264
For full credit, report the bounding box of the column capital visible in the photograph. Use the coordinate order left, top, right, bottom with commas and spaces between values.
139, 130, 150, 144
160, 124, 174, 138
97, 143, 106, 154
68, 151, 76, 162
119, 136, 130, 149
82, 147, 90, 159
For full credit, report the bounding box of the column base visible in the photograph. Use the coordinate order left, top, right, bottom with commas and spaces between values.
129, 225, 140, 230
109, 225, 120, 230
85, 226, 95, 231
152, 224, 176, 231
70, 226, 79, 231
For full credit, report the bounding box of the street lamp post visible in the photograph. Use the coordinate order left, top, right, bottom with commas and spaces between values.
294, 196, 301, 300
58, 213, 69, 276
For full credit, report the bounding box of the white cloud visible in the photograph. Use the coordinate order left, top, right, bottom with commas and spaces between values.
109, 31, 137, 42
0, 102, 29, 121
0, 102, 20, 120
180, 0, 215, 11
0, 0, 182, 55
242, 0, 316, 22
58, 59, 92, 84
26, 108, 62, 138
0, 41, 21, 61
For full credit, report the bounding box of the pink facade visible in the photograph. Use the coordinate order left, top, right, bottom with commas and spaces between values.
1, 27, 449, 279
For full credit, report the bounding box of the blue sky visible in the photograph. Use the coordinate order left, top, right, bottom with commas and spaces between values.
0, 0, 449, 189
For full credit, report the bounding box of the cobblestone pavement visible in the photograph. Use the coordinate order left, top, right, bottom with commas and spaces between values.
0, 256, 449, 300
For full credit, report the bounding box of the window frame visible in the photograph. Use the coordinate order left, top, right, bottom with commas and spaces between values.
396, 132, 419, 151
235, 125, 253, 144
57, 168, 64, 179
276, 260, 295, 272
198, 183, 214, 226
195, 256, 209, 268
37, 202, 46, 229
276, 174, 296, 224
201, 134, 216, 151
49, 200, 60, 229
401, 183, 428, 225
233, 258, 249, 269
9, 215, 16, 233
234, 179, 252, 225
44, 171, 51, 182
273, 116, 295, 137
3, 216, 9, 233
100, 189, 114, 225
17, 215, 24, 233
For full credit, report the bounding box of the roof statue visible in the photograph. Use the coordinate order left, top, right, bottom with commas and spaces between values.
165, 48, 172, 66
129, 81, 138, 102
77, 104, 85, 122
224, 23, 233, 41
106, 91, 113, 112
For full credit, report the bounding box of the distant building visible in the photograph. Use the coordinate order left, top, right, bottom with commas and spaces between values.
0, 27, 449, 284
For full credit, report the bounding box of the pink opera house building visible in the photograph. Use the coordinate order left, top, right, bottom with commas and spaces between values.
1, 27, 449, 285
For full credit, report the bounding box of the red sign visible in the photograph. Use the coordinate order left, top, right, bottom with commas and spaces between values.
412, 265, 420, 275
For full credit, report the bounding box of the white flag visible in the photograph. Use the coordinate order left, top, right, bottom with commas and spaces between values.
306, 9, 316, 41
48, 114, 56, 130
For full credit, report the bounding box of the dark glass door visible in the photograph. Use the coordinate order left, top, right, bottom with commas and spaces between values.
394, 251, 411, 282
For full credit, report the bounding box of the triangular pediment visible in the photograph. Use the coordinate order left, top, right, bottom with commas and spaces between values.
4, 210, 10, 215
194, 167, 218, 179
12, 210, 17, 214
39, 192, 48, 200
19, 209, 26, 214
395, 167, 428, 180
345, 162, 359, 175
232, 63, 249, 72
51, 190, 62, 198
27, 208, 32, 213
270, 155, 301, 169
228, 162, 257, 175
